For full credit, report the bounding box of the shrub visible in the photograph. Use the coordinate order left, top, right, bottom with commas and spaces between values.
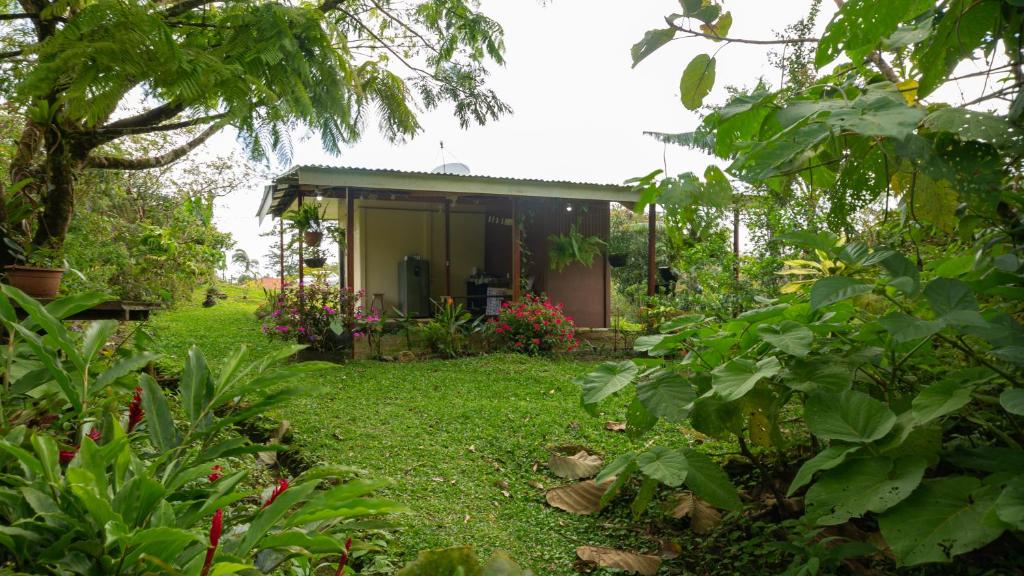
0, 286, 400, 575
422, 300, 472, 358
261, 282, 360, 352
491, 294, 577, 354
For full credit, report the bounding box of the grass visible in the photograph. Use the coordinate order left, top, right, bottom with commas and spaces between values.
147, 287, 716, 574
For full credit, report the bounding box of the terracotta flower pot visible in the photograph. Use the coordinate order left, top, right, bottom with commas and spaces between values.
304, 256, 327, 269
4, 265, 64, 298
304, 231, 324, 247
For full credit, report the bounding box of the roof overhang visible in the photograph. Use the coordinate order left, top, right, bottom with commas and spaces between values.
257, 165, 639, 222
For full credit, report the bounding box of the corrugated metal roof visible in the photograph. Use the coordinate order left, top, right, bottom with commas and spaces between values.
274, 164, 630, 190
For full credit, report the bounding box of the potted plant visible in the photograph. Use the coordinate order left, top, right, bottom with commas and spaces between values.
608, 253, 629, 268
548, 224, 605, 272
3, 241, 66, 298
304, 247, 328, 269
284, 203, 328, 247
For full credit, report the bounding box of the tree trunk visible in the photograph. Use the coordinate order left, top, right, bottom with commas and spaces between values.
31, 129, 76, 249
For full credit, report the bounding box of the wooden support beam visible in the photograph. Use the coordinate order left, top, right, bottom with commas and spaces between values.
278, 217, 285, 289
444, 199, 451, 298
647, 203, 657, 297
346, 188, 355, 292
512, 197, 521, 302
337, 193, 345, 293
298, 191, 305, 307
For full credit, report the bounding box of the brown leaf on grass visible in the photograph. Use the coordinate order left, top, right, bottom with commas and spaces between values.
575, 546, 661, 575
605, 421, 626, 432
658, 539, 682, 559
548, 446, 603, 480
545, 480, 612, 515
258, 420, 291, 466
667, 491, 722, 534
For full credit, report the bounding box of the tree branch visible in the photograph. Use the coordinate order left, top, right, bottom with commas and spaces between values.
0, 12, 35, 20
101, 102, 186, 131
668, 18, 818, 45
84, 121, 225, 170
92, 112, 226, 138
164, 0, 217, 18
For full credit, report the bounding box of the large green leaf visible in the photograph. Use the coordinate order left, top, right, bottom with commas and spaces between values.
879, 476, 1006, 565
878, 312, 945, 343
999, 388, 1024, 416
805, 456, 927, 525
787, 444, 861, 497
689, 393, 744, 440
924, 278, 977, 316
823, 90, 926, 140
626, 397, 658, 440
579, 361, 638, 408
711, 357, 781, 402
757, 321, 813, 357
996, 476, 1024, 531
816, 0, 933, 67
680, 54, 716, 111
635, 370, 695, 422
680, 448, 741, 511
180, 346, 213, 431
912, 0, 1002, 97
923, 107, 1022, 151
631, 28, 675, 68
636, 447, 688, 487
810, 277, 872, 311
139, 373, 179, 451
913, 378, 975, 423
783, 358, 853, 394
805, 390, 897, 443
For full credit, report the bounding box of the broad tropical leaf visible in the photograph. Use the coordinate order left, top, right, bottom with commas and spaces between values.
805, 389, 897, 443
680, 54, 716, 110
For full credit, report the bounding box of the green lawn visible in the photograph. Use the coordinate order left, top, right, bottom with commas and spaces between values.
148, 288, 684, 574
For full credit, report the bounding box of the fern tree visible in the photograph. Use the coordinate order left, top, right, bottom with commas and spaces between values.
0, 0, 509, 249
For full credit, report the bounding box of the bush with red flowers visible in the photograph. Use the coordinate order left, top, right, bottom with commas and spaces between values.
490, 293, 578, 354
260, 282, 360, 352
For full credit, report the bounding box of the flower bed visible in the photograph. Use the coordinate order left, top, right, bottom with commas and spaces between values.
261, 282, 360, 352
491, 293, 577, 354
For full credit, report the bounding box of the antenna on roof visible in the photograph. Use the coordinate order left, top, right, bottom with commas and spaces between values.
431, 142, 471, 175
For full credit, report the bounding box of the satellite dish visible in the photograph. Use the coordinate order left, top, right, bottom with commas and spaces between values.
431, 162, 471, 175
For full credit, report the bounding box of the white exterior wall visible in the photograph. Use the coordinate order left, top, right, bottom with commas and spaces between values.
353, 199, 485, 312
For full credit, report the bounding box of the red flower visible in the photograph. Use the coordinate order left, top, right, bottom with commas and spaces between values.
59, 450, 76, 464
128, 386, 144, 432
87, 428, 101, 442
200, 509, 223, 576
334, 537, 353, 576
263, 478, 289, 508
531, 338, 541, 346
208, 465, 223, 483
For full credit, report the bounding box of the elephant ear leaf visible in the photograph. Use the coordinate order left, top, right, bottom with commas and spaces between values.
680, 54, 716, 110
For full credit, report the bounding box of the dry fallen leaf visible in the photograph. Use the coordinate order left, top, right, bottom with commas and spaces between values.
527, 480, 544, 490
501, 490, 511, 498
548, 446, 603, 480
605, 421, 626, 432
658, 539, 682, 559
667, 491, 722, 534
576, 546, 661, 576
495, 479, 509, 490
545, 480, 612, 515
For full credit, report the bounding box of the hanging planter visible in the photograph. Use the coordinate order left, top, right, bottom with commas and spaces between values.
4, 265, 64, 298
304, 256, 327, 269
608, 253, 629, 268
304, 231, 324, 247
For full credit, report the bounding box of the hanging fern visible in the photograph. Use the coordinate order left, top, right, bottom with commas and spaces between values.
548, 224, 605, 272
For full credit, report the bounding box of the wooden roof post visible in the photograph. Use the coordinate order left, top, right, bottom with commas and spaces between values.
346, 188, 355, 292
278, 216, 285, 290
444, 197, 451, 298
512, 197, 521, 302
647, 202, 657, 297
297, 190, 305, 308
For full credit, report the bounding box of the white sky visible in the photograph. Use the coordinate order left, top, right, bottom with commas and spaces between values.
208, 0, 1001, 276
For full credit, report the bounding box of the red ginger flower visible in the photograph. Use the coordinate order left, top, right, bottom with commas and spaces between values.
334, 537, 353, 576
263, 478, 289, 508
208, 465, 223, 483
87, 428, 101, 442
59, 450, 76, 464
200, 509, 223, 576
127, 386, 144, 432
